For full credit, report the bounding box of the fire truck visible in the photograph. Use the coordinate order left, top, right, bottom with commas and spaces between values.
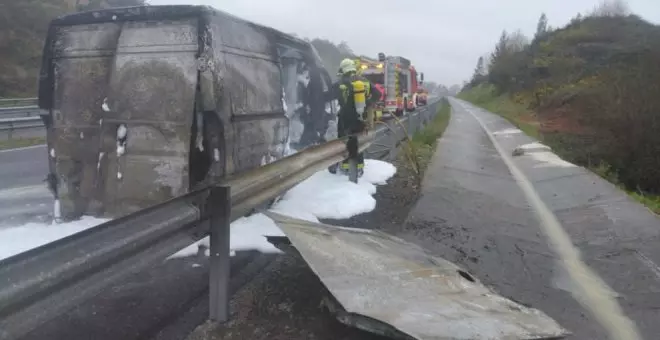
355, 53, 424, 117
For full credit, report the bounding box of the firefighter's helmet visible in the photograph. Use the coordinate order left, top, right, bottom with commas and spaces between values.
339, 58, 357, 75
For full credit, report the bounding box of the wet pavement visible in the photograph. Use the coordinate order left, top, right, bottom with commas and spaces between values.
0, 145, 48, 191
0, 145, 52, 226
399, 98, 660, 339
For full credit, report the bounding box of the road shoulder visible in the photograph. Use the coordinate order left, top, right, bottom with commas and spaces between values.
185, 147, 427, 340
399, 98, 660, 339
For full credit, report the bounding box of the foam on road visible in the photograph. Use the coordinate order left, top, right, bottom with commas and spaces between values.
0, 184, 52, 227
0, 154, 395, 269
0, 145, 51, 226
0, 216, 108, 261
169, 159, 396, 259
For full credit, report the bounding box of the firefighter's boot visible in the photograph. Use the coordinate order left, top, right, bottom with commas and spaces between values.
340, 159, 364, 178
340, 161, 350, 175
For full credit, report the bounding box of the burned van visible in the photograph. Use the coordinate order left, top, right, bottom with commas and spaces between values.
38, 5, 336, 219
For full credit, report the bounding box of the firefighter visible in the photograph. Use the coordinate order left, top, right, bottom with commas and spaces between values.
326, 58, 381, 177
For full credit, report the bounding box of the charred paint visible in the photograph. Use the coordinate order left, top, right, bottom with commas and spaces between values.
39, 5, 336, 219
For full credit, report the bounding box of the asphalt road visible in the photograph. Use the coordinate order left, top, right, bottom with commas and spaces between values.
0, 145, 48, 190
0, 145, 52, 226
399, 98, 660, 339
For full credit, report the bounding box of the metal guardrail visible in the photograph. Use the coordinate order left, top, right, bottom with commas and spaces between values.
0, 98, 37, 108
0, 100, 441, 338
0, 99, 438, 142
0, 99, 44, 141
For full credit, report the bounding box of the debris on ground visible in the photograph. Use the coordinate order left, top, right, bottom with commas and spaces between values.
186, 154, 424, 340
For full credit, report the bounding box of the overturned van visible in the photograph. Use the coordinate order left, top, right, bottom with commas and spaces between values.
38, 5, 336, 220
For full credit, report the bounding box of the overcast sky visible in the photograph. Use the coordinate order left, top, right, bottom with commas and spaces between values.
149, 0, 659, 86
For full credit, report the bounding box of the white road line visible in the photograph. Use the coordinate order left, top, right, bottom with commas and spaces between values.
634, 251, 660, 283
0, 144, 46, 153
454, 99, 641, 340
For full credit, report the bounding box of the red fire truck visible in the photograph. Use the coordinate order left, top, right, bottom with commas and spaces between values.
355, 53, 424, 117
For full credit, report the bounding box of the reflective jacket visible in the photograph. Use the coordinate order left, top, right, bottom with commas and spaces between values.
326, 73, 380, 125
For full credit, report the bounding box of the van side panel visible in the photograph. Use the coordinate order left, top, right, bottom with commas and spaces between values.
103, 19, 199, 216
208, 13, 288, 174
42, 6, 334, 218
48, 18, 199, 219
50, 23, 122, 219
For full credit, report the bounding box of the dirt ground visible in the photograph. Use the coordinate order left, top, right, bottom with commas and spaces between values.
185, 154, 423, 340
322, 154, 422, 232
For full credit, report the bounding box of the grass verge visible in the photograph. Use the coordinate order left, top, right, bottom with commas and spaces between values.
590, 162, 660, 215
629, 192, 660, 215
459, 84, 660, 215
396, 98, 451, 184
458, 84, 540, 139
0, 137, 46, 151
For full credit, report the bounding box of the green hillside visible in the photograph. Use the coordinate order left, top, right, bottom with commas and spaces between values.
460, 1, 660, 202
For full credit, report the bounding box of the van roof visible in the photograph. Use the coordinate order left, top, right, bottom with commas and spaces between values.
39, 5, 321, 107
50, 5, 310, 49
51, 5, 207, 26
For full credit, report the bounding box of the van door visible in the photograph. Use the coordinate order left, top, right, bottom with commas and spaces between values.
102, 19, 199, 216
48, 22, 122, 220
48, 18, 200, 219
212, 19, 287, 172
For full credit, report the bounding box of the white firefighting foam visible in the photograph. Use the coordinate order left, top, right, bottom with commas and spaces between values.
0, 160, 396, 261
168, 159, 396, 258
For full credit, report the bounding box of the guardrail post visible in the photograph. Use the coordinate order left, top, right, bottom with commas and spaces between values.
387, 127, 397, 160
208, 184, 231, 323
347, 135, 359, 183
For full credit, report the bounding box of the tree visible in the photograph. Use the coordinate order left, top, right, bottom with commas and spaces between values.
337, 41, 354, 57
486, 29, 530, 93
0, 0, 73, 96
591, 0, 630, 17
507, 30, 529, 53
459, 82, 469, 93
309, 39, 356, 81
570, 13, 583, 24
474, 57, 485, 76
490, 30, 508, 65
467, 56, 487, 88
423, 81, 439, 94
535, 13, 548, 39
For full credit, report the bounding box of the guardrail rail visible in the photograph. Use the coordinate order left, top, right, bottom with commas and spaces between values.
0, 98, 37, 108
0, 98, 44, 141
0, 99, 442, 339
